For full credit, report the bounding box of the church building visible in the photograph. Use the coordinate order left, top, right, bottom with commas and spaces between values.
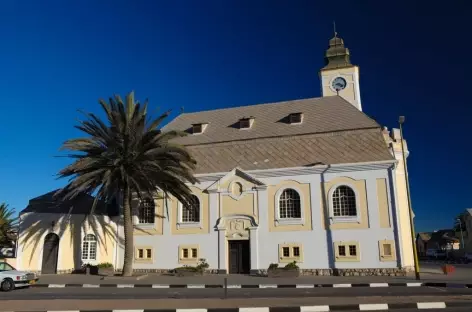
16, 34, 415, 276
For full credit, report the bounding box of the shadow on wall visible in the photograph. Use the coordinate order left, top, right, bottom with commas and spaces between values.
19, 191, 123, 273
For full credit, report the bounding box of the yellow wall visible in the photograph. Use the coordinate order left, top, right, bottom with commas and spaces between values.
171, 186, 210, 235
377, 178, 391, 228
19, 214, 117, 271
321, 177, 369, 230
222, 193, 256, 221
268, 180, 312, 232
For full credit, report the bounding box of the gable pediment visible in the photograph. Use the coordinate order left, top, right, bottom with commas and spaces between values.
206, 167, 266, 193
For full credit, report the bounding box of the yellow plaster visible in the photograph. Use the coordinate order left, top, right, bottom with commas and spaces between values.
334, 241, 360, 262
178, 244, 200, 264
171, 186, 209, 235
268, 180, 312, 232
377, 178, 391, 228
222, 193, 256, 220
321, 177, 368, 230
134, 246, 154, 263
278, 243, 304, 263
379, 240, 396, 262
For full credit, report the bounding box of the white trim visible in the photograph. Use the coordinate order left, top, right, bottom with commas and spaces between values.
195, 161, 397, 182
328, 183, 361, 224
177, 194, 203, 229
274, 186, 305, 226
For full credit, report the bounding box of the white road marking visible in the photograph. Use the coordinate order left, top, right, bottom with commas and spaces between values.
369, 283, 389, 287
239, 308, 270, 312
117, 284, 134, 288
187, 284, 205, 288
176, 309, 208, 312
296, 284, 315, 288
333, 283, 352, 288
226, 284, 242, 288
48, 284, 65, 288
82, 284, 100, 288
407, 282, 423, 287
300, 305, 330, 311
258, 284, 277, 288
359, 303, 389, 310
152, 284, 170, 288
417, 302, 446, 309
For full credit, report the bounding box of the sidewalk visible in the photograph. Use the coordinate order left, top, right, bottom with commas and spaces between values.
35, 268, 472, 286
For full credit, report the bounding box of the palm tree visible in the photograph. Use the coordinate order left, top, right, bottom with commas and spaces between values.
56, 91, 198, 276
0, 203, 17, 248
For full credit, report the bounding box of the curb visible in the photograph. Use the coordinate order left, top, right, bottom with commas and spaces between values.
31, 282, 471, 288
6, 301, 472, 311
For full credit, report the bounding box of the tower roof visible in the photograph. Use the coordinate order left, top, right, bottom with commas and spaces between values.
322, 33, 353, 70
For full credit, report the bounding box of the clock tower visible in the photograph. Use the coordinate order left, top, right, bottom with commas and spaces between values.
320, 33, 362, 111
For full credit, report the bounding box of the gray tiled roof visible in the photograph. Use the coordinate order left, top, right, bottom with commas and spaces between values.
164, 96, 394, 174
164, 96, 380, 145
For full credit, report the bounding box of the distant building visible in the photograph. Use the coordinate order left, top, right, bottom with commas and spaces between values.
416, 232, 432, 256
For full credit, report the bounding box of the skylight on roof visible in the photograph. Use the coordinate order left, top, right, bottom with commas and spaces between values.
289, 113, 303, 124
192, 123, 208, 134
239, 117, 254, 129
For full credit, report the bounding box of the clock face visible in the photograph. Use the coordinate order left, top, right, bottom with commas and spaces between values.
332, 77, 347, 91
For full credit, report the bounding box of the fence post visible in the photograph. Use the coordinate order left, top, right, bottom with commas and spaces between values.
224, 277, 228, 299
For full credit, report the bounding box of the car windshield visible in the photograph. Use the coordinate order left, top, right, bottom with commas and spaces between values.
0, 262, 15, 271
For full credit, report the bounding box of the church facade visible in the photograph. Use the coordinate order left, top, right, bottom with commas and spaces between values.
16, 34, 415, 275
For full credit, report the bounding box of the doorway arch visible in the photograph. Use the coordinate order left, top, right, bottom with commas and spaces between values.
41, 233, 59, 274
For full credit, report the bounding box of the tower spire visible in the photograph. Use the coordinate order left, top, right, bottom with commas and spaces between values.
322, 27, 352, 70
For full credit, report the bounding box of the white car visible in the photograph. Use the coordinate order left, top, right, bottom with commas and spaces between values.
0, 262, 37, 292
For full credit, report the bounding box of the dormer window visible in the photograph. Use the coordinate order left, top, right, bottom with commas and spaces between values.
289, 113, 303, 124
192, 123, 208, 134
239, 117, 254, 130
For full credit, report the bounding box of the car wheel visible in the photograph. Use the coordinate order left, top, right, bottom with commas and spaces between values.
1, 279, 15, 292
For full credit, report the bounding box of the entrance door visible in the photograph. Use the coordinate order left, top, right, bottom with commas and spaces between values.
228, 240, 250, 274
41, 233, 59, 274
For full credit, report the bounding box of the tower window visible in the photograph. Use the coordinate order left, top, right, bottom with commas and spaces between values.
289, 113, 303, 124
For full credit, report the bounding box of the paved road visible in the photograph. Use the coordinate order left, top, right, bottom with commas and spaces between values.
2, 285, 472, 300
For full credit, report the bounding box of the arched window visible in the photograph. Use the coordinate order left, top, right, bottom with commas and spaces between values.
332, 185, 357, 217
182, 195, 200, 223
138, 198, 155, 224
279, 188, 302, 219
82, 234, 97, 261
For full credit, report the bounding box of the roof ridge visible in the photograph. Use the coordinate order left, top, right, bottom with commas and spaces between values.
178, 96, 324, 117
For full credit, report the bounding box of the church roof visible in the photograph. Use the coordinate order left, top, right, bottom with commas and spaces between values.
164, 96, 394, 174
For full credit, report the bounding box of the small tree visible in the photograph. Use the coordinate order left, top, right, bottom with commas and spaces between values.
0, 203, 17, 248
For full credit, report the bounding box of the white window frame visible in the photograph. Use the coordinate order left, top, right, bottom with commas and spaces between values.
177, 194, 203, 229
328, 183, 361, 224
275, 186, 305, 226
81, 234, 98, 264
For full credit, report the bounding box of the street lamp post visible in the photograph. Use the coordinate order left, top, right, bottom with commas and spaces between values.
458, 218, 465, 249
398, 116, 421, 280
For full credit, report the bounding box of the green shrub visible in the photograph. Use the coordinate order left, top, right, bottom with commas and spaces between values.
97, 262, 113, 269
174, 266, 199, 272
268, 263, 279, 271
283, 261, 299, 270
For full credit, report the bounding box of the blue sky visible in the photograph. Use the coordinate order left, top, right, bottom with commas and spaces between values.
0, 0, 470, 232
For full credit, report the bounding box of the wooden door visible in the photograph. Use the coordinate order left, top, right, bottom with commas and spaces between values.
41, 233, 59, 274
229, 240, 250, 274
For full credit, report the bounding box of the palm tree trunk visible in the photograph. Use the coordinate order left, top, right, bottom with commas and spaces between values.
121, 182, 134, 276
